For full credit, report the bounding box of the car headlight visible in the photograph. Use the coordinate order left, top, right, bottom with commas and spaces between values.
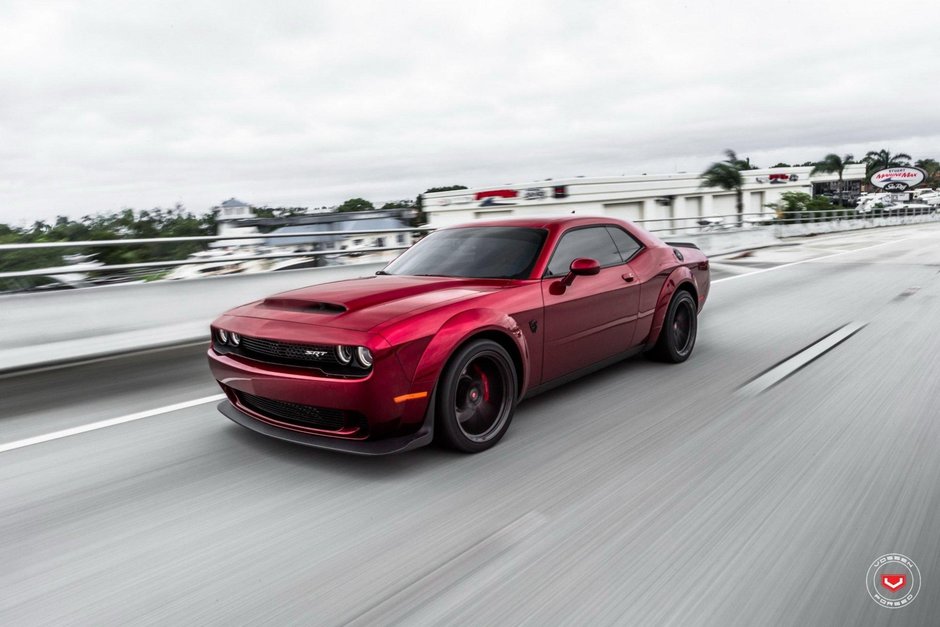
230, 332, 241, 346
355, 346, 373, 368
335, 345, 353, 365
218, 329, 229, 344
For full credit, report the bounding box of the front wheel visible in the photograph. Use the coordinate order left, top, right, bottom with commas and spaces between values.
436, 339, 518, 453
648, 290, 698, 363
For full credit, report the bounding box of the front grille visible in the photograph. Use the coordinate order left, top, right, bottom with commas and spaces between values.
239, 336, 338, 365
238, 391, 349, 431
213, 332, 369, 378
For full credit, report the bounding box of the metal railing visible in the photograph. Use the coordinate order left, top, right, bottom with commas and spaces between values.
0, 227, 433, 280
634, 206, 940, 235
0, 227, 428, 251
2, 207, 938, 282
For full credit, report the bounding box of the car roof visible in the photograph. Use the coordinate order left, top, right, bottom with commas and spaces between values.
443, 215, 621, 229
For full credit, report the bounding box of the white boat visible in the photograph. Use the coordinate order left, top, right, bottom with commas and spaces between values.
165, 247, 271, 280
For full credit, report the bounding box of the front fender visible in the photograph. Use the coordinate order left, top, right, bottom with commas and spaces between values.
644, 266, 699, 350
412, 308, 530, 396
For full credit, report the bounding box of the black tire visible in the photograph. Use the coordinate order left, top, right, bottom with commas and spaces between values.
648, 290, 698, 363
435, 339, 518, 453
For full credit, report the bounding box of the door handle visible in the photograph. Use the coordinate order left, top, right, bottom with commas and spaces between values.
622, 273, 635, 283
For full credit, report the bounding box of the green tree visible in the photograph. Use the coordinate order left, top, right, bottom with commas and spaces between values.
0, 204, 216, 279
769, 191, 837, 222
863, 149, 911, 176
380, 200, 415, 210
701, 150, 746, 225
770, 162, 791, 168
811, 153, 854, 193
336, 198, 375, 213
915, 158, 940, 186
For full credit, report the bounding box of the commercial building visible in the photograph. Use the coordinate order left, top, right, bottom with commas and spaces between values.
421, 164, 867, 229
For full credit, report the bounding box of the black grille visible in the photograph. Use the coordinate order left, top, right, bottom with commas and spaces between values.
239, 336, 338, 365
238, 391, 348, 431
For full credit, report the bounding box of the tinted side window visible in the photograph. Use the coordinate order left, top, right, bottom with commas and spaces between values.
607, 226, 642, 261
546, 227, 621, 276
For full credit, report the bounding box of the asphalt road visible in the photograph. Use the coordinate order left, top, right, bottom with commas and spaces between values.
2, 223, 940, 626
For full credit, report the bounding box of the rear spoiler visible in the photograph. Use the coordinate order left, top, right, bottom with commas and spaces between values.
664, 241, 700, 250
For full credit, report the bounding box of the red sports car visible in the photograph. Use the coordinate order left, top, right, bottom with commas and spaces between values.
208, 216, 709, 454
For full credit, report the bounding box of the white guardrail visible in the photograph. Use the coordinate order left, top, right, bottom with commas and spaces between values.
2, 210, 939, 373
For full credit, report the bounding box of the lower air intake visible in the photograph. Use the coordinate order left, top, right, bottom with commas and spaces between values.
238, 391, 349, 431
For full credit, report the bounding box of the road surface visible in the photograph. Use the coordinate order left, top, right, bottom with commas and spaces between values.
2, 223, 939, 625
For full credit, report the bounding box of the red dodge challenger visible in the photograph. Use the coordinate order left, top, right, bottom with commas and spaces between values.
208, 216, 710, 454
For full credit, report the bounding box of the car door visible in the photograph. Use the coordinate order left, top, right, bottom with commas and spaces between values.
540, 225, 641, 382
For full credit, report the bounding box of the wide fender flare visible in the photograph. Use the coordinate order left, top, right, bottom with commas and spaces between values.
645, 266, 698, 349
412, 308, 530, 396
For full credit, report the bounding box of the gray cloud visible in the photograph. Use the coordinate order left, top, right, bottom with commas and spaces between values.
1, 0, 938, 223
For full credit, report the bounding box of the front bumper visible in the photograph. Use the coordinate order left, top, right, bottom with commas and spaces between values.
219, 400, 433, 455
207, 313, 437, 451
209, 342, 431, 430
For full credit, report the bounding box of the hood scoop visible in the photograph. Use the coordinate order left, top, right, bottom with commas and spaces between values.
261, 297, 347, 314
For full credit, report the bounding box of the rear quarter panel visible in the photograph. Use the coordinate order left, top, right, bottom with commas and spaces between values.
632, 245, 709, 348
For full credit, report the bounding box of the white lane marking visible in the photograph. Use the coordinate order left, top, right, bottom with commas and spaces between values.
712, 236, 913, 284
737, 322, 866, 397
0, 394, 225, 454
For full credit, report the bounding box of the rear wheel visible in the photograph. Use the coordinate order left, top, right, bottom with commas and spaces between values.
648, 290, 698, 363
436, 339, 517, 453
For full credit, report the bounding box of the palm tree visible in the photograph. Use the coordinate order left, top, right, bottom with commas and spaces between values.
722, 149, 756, 170
701, 150, 746, 225
863, 149, 912, 176
811, 153, 854, 193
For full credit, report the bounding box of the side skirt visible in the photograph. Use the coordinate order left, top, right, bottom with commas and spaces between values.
522, 345, 646, 400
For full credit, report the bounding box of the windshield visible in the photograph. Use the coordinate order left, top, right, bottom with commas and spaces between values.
383, 227, 546, 279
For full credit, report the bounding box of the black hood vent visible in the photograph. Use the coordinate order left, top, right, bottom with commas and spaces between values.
262, 298, 347, 314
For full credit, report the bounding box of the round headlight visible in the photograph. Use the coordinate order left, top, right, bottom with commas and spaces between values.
230, 332, 241, 346
355, 346, 373, 368
218, 329, 229, 344
335, 345, 353, 365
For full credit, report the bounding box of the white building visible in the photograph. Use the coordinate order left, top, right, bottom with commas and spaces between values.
212, 198, 260, 247
422, 164, 867, 230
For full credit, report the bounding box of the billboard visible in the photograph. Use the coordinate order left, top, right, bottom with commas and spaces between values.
870, 167, 927, 192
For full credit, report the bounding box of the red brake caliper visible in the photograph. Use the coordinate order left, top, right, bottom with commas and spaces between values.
471, 364, 491, 402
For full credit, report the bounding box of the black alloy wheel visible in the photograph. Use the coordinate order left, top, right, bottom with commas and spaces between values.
436, 339, 517, 453
648, 290, 698, 363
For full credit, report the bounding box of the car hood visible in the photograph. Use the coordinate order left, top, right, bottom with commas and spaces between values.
226, 274, 518, 332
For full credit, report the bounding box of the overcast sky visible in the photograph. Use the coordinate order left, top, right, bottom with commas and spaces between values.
1, 0, 938, 224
